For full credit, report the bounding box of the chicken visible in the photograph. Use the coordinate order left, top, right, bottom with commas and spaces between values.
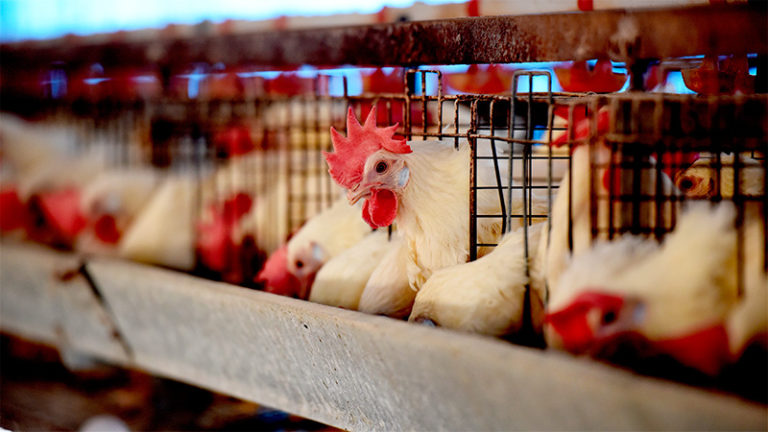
545, 202, 752, 375
0, 114, 123, 245
119, 175, 197, 270
309, 230, 395, 310
324, 107, 548, 302
75, 168, 160, 254
409, 222, 545, 336
257, 197, 371, 298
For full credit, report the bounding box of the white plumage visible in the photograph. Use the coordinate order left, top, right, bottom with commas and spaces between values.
380, 140, 549, 291
118, 175, 197, 270
409, 222, 545, 336
357, 238, 414, 318
539, 139, 679, 303
282, 198, 372, 294
309, 230, 395, 310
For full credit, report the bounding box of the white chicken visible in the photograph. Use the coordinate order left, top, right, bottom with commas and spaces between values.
284, 198, 371, 293
257, 197, 371, 298
75, 168, 160, 254
323, 108, 549, 316
409, 222, 545, 337
545, 202, 761, 375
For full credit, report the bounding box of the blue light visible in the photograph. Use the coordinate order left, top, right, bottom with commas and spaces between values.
133, 76, 158, 84
666, 71, 696, 94
515, 74, 554, 93
83, 77, 110, 85
42, 69, 67, 99
178, 64, 208, 99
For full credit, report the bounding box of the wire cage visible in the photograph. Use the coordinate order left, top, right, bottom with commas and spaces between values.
4, 61, 767, 293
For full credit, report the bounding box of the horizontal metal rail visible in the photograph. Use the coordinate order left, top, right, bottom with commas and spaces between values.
1, 5, 765, 71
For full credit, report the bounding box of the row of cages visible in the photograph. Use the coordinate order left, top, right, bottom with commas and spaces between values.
1, 59, 767, 400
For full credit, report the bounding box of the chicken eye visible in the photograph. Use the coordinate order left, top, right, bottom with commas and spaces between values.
679, 177, 694, 191
601, 310, 617, 325
295, 260, 304, 269
375, 161, 388, 174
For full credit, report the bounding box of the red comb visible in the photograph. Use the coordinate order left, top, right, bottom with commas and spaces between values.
324, 107, 410, 190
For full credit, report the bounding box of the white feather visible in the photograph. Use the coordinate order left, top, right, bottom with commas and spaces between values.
358, 237, 414, 318
310, 230, 395, 310
285, 198, 371, 270
118, 175, 197, 270
409, 222, 545, 336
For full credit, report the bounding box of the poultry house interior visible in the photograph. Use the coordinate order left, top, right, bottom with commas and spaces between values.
0, 1, 767, 431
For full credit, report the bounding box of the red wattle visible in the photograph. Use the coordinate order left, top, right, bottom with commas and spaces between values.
361, 199, 374, 228
546, 308, 594, 354
545, 291, 625, 354
94, 214, 121, 244
654, 324, 731, 376
362, 189, 398, 228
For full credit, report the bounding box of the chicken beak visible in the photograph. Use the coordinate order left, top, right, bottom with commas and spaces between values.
347, 184, 373, 205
